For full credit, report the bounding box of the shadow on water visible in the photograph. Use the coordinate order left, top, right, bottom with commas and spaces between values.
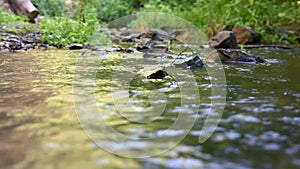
0, 47, 299, 169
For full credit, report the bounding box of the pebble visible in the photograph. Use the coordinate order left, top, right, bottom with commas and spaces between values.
0, 31, 48, 52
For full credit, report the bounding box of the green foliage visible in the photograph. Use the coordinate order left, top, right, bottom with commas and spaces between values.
130, 12, 188, 30
140, 0, 300, 44
40, 4, 100, 47
32, 0, 142, 22
0, 7, 29, 26
0, 7, 35, 34
31, 0, 65, 17
88, 0, 134, 22
141, 0, 173, 13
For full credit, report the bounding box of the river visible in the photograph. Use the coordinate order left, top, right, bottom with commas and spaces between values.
0, 47, 299, 169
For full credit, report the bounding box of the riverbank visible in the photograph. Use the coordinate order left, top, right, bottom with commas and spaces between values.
1, 24, 299, 54
1, 1, 300, 49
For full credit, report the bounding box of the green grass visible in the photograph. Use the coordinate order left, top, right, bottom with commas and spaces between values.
39, 4, 102, 47
0, 7, 37, 34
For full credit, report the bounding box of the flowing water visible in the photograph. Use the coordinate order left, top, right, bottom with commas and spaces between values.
0, 47, 299, 169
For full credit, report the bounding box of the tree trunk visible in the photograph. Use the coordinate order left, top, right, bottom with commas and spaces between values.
1, 0, 39, 23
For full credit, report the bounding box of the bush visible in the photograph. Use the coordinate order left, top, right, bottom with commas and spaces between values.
40, 4, 100, 47
32, 0, 142, 22
90, 0, 132, 22
31, 0, 65, 17
140, 0, 300, 44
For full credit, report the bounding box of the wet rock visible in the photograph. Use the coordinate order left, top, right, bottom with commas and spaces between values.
67, 43, 83, 50
137, 38, 154, 52
0, 33, 26, 52
205, 50, 234, 63
103, 26, 180, 41
100, 27, 265, 65
137, 66, 168, 79
174, 56, 204, 69
104, 27, 180, 50
120, 32, 143, 43
125, 47, 136, 53
150, 27, 182, 41
209, 31, 238, 49
147, 69, 168, 79
232, 25, 261, 44
205, 49, 264, 64
137, 37, 168, 53
151, 44, 169, 53
207, 30, 264, 64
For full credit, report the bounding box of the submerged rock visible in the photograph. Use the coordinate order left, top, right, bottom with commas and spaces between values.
209, 31, 238, 49
136, 33, 169, 53
205, 49, 264, 63
232, 25, 261, 44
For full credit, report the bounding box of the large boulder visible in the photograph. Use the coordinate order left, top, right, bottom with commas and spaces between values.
232, 25, 261, 44
209, 31, 238, 49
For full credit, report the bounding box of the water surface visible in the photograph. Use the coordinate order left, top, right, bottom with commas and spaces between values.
0, 47, 299, 169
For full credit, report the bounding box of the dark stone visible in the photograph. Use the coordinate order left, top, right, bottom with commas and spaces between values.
147, 69, 168, 79
209, 31, 238, 49
125, 47, 135, 53
232, 25, 261, 44
67, 43, 83, 50
205, 49, 264, 64
137, 38, 168, 53
205, 50, 234, 63
136, 38, 154, 52
174, 56, 204, 69
254, 56, 265, 63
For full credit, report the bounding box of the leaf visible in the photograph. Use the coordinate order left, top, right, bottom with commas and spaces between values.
278, 12, 285, 17
249, 0, 254, 5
